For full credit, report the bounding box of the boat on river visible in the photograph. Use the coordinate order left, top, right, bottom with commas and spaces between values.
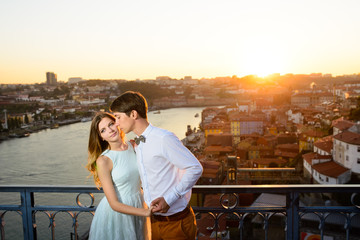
81, 117, 92, 122
8, 132, 30, 138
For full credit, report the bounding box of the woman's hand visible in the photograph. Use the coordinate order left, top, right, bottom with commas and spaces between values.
144, 206, 154, 217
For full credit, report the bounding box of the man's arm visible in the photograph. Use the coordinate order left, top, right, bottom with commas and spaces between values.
152, 133, 203, 211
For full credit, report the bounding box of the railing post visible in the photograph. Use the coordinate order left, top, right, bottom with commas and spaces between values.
286, 191, 299, 240
1, 212, 5, 240
21, 189, 36, 240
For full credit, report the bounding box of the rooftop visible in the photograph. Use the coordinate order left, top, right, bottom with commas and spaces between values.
334, 130, 360, 145
312, 160, 350, 178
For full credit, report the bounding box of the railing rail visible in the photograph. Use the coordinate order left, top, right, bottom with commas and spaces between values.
1, 184, 360, 240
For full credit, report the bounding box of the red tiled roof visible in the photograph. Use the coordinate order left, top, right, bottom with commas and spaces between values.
201, 173, 218, 179
248, 145, 272, 151
302, 152, 332, 165
333, 131, 360, 145
302, 152, 316, 164
204, 121, 227, 129
276, 143, 299, 151
202, 168, 219, 175
277, 133, 297, 138
314, 137, 333, 153
312, 161, 349, 178
332, 120, 355, 130
200, 160, 221, 169
274, 149, 298, 158
204, 145, 233, 153
298, 135, 307, 141
304, 129, 327, 138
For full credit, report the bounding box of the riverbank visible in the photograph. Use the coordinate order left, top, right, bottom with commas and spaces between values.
0, 105, 212, 142
0, 118, 84, 141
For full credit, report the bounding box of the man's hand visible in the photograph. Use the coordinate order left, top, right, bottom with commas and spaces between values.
151, 197, 170, 213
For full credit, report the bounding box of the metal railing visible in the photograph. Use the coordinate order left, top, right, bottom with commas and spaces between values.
1, 185, 360, 240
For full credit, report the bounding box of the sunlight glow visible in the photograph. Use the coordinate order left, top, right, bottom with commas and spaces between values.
242, 48, 285, 78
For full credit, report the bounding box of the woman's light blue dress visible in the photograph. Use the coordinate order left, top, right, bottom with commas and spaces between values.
89, 143, 150, 240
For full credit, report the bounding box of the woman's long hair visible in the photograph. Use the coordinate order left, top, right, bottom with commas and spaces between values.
86, 111, 124, 188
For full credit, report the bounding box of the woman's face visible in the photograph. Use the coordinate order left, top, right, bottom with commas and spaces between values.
98, 117, 120, 143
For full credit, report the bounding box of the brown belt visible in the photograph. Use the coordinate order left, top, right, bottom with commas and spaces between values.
151, 206, 191, 222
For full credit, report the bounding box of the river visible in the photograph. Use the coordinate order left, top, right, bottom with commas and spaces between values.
0, 107, 205, 239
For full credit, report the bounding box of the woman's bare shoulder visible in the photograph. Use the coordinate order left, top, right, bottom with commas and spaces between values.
96, 155, 111, 167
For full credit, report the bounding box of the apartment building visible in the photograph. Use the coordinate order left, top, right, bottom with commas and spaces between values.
229, 114, 263, 145
333, 129, 360, 174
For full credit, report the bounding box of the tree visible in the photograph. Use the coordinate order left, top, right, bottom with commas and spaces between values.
269, 162, 278, 168
25, 114, 29, 124
53, 88, 62, 96
8, 118, 14, 130
349, 97, 360, 121
270, 114, 276, 125
349, 107, 360, 121
60, 85, 70, 94
117, 81, 174, 102
273, 93, 291, 106
15, 117, 21, 128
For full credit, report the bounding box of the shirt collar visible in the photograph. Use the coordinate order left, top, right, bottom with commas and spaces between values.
139, 123, 153, 139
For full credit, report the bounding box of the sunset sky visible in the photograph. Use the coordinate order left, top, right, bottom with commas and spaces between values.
1, 0, 360, 84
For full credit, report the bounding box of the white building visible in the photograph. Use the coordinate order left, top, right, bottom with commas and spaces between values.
87, 85, 107, 93
344, 81, 360, 88
332, 119, 355, 135
312, 161, 350, 184
333, 129, 360, 174
183, 76, 198, 85
68, 77, 84, 84
313, 137, 333, 155
79, 98, 105, 105
286, 109, 303, 124
39, 99, 63, 105
303, 152, 350, 184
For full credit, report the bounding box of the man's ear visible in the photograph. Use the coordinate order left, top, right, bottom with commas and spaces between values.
130, 110, 138, 119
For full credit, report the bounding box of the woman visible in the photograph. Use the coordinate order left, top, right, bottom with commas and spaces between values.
86, 111, 151, 240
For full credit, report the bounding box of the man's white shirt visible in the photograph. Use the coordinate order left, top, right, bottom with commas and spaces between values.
135, 124, 203, 216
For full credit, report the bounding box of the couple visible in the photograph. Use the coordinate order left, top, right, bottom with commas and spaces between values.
86, 91, 203, 240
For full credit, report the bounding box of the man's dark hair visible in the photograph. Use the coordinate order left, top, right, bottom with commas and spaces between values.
110, 91, 148, 119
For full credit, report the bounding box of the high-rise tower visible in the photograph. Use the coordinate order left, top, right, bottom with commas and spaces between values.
46, 72, 57, 85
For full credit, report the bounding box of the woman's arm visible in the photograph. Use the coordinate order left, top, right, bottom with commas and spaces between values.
96, 155, 151, 217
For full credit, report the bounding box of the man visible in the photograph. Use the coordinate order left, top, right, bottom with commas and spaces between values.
110, 91, 203, 240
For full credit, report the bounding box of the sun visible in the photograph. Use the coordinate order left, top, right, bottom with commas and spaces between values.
242, 49, 285, 78
235, 40, 287, 78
